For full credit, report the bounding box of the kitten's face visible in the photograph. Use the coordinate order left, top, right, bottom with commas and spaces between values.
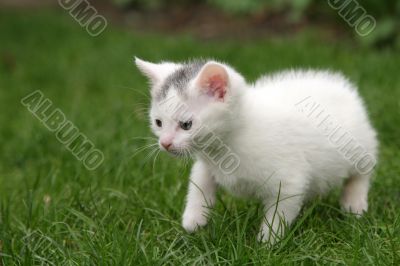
135, 58, 241, 155
149, 90, 200, 155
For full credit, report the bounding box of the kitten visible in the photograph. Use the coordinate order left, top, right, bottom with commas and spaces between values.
135, 57, 378, 243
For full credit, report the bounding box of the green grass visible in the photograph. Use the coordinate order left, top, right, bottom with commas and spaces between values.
0, 9, 400, 265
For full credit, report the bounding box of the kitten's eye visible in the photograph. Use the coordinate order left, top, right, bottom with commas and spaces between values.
179, 120, 192, 130
155, 119, 162, 127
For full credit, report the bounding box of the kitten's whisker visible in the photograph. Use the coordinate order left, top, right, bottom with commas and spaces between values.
142, 147, 160, 165
127, 136, 158, 141
132, 102, 148, 107
152, 149, 161, 175
187, 146, 195, 158
181, 150, 187, 168
131, 107, 149, 115
132, 142, 158, 151
181, 149, 192, 170
129, 143, 158, 159
130, 105, 150, 120
132, 104, 150, 112
117, 85, 151, 101
181, 151, 187, 169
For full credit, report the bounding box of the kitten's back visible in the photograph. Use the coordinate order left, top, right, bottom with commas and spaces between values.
249, 69, 377, 157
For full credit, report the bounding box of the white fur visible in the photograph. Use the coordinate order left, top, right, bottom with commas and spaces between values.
135, 58, 378, 243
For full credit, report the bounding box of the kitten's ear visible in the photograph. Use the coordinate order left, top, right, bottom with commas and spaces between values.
135, 57, 163, 84
196, 62, 229, 101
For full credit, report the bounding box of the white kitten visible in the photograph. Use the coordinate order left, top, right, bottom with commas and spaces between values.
135, 57, 378, 243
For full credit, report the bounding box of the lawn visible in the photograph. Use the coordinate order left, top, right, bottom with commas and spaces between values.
0, 9, 399, 265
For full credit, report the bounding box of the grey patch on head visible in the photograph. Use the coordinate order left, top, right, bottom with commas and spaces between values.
157, 59, 208, 101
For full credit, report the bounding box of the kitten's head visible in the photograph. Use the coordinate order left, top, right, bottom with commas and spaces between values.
135, 57, 246, 155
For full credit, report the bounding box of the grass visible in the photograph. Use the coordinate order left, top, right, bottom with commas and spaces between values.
0, 9, 400, 265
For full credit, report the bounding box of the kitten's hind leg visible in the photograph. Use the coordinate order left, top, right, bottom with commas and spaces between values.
340, 173, 371, 215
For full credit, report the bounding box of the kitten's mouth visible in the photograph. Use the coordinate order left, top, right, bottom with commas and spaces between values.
159, 145, 178, 155
159, 143, 192, 157
168, 150, 181, 157
161, 147, 186, 157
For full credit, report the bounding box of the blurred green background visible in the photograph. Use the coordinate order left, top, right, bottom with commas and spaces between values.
0, 0, 399, 265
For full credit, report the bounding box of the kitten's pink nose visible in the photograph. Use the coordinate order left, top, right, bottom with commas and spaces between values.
161, 141, 172, 150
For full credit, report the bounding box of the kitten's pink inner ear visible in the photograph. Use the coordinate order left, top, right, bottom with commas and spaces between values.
198, 64, 228, 101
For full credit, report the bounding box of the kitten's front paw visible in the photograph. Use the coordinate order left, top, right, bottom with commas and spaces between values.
257, 228, 276, 245
257, 224, 283, 245
182, 209, 208, 233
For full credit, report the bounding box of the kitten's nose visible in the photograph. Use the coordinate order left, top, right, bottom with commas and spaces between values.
161, 141, 172, 150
